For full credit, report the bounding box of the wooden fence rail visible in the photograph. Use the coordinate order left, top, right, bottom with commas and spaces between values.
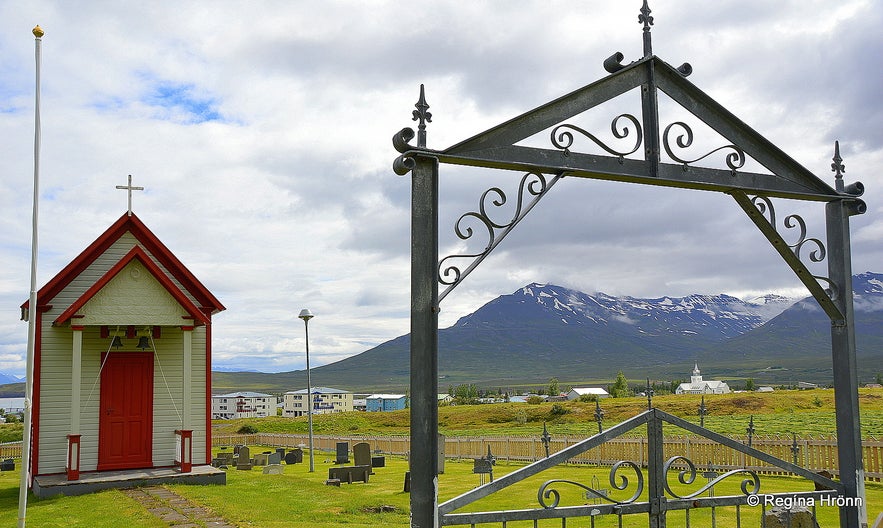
212, 433, 883, 481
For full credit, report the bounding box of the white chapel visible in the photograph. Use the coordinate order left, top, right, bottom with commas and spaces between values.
675, 363, 731, 395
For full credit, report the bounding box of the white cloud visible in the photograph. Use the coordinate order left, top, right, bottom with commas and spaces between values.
0, 0, 879, 377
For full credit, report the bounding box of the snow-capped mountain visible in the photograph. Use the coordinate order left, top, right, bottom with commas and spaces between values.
213, 273, 883, 391
454, 283, 796, 341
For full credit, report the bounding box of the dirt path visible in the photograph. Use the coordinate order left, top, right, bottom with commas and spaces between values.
122, 486, 236, 527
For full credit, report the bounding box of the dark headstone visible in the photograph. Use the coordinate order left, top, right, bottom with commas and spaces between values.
353, 442, 371, 467
336, 442, 349, 464
403, 471, 410, 493
233, 444, 244, 456
285, 449, 303, 464
268, 452, 282, 465
473, 458, 493, 475
371, 456, 385, 468
276, 448, 286, 459
0, 459, 14, 472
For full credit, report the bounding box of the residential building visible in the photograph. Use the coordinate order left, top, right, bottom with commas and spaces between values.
212, 392, 274, 419
366, 394, 407, 412
283, 387, 353, 417
675, 364, 731, 394
567, 387, 610, 400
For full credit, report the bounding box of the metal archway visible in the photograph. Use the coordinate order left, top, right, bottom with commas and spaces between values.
393, 3, 867, 527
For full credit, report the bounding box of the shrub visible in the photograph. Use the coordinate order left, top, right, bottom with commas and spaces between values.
526, 396, 545, 405
237, 424, 258, 434
549, 403, 568, 416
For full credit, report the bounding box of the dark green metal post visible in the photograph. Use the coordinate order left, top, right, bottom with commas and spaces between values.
826, 198, 866, 528
410, 154, 439, 528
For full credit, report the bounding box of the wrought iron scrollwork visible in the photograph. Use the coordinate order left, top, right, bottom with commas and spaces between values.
662, 121, 745, 174
662, 456, 760, 499
550, 114, 643, 162
538, 461, 644, 509
438, 171, 560, 301
392, 127, 417, 175
749, 195, 837, 299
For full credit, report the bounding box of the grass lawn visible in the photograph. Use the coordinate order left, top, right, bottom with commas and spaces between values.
2, 448, 879, 527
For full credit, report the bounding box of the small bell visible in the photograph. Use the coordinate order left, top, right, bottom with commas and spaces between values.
110, 336, 123, 348
137, 336, 151, 350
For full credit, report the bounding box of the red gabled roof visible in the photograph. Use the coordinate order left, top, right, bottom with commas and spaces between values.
22, 212, 225, 317
54, 245, 211, 326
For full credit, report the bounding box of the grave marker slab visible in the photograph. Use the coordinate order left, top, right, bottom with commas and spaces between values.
353, 442, 371, 467
263, 464, 284, 475
336, 442, 349, 464
285, 449, 303, 464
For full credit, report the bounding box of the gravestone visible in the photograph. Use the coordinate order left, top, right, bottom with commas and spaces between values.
353, 442, 371, 467
336, 442, 349, 464
263, 464, 284, 475
253, 453, 268, 466
276, 447, 286, 460
371, 456, 385, 468
268, 452, 282, 465
237, 446, 251, 467
285, 449, 303, 464
234, 444, 244, 456
1, 459, 14, 471
763, 506, 820, 528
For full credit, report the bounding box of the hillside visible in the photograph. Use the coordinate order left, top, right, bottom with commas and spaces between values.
214, 273, 883, 393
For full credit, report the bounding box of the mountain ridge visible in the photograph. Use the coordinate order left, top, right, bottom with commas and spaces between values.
211, 272, 883, 393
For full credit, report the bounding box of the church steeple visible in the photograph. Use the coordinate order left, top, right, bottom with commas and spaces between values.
691, 363, 702, 385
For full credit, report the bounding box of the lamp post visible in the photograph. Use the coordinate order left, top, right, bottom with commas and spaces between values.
298, 308, 315, 472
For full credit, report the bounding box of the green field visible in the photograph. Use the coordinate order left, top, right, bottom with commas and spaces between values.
2, 451, 881, 527
214, 389, 883, 439
1, 389, 882, 526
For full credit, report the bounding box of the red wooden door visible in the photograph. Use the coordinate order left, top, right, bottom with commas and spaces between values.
98, 352, 154, 470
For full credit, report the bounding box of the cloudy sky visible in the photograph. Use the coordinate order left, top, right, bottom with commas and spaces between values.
1, 1, 880, 377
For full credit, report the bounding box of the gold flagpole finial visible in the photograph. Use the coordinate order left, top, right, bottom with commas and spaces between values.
33, 25, 44, 38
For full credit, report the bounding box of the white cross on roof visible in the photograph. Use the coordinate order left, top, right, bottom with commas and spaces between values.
115, 174, 144, 216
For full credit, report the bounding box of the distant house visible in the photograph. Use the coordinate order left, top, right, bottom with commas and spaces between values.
353, 398, 367, 412
212, 392, 274, 420
756, 386, 775, 393
438, 394, 453, 405
283, 387, 353, 417
567, 387, 610, 400
366, 394, 407, 412
675, 364, 731, 395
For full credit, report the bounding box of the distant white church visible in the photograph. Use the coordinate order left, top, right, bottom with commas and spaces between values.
675, 364, 731, 395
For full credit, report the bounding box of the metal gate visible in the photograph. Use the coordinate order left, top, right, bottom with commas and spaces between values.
439, 409, 843, 526
392, 2, 867, 526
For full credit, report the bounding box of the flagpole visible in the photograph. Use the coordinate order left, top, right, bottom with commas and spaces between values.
19, 24, 43, 528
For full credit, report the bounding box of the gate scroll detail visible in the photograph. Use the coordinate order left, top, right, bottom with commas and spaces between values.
439, 409, 842, 526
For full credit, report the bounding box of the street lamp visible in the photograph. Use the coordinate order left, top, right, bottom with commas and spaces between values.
298, 308, 315, 472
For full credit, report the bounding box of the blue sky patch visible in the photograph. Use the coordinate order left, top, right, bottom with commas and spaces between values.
138, 74, 223, 124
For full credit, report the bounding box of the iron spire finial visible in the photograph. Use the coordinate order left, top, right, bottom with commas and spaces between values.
646, 378, 653, 410
639, 0, 654, 57
832, 140, 845, 191
412, 84, 432, 148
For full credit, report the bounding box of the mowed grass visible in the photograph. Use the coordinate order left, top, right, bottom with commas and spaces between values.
3, 451, 881, 527
1, 389, 882, 526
